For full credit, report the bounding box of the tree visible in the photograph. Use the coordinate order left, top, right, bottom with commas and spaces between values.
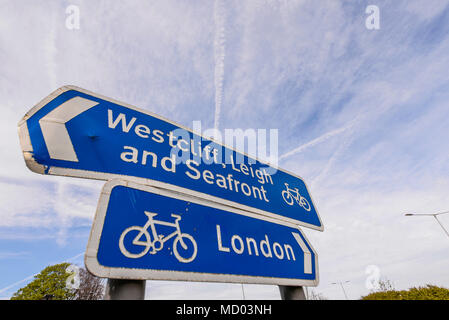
377, 278, 395, 292
307, 289, 328, 300
11, 263, 104, 300
361, 284, 449, 300
11, 263, 75, 300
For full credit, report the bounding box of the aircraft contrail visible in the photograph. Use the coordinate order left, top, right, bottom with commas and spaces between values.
279, 121, 355, 161
311, 130, 355, 189
46, 8, 58, 89
213, 0, 226, 132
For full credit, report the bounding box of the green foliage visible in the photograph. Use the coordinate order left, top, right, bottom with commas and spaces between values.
11, 263, 75, 300
361, 284, 449, 300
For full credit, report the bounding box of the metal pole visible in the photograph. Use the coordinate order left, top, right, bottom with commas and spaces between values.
433, 215, 449, 239
331, 281, 350, 299
279, 286, 307, 300
405, 212, 449, 240
339, 282, 348, 300
104, 279, 146, 300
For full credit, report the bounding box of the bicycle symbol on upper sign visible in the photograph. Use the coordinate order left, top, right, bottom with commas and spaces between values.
281, 183, 311, 212
118, 211, 198, 263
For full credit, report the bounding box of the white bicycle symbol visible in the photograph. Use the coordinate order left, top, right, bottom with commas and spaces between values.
119, 211, 198, 263
281, 183, 311, 211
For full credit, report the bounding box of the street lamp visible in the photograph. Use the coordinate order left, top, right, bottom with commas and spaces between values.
404, 210, 449, 239
331, 281, 350, 300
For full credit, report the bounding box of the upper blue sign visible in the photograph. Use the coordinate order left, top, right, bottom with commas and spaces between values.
18, 86, 323, 230
85, 180, 318, 286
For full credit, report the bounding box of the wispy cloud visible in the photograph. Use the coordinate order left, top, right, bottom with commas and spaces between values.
45, 6, 58, 89
310, 129, 355, 189
279, 121, 355, 161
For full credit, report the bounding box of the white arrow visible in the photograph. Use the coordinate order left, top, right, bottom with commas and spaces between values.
292, 232, 312, 274
39, 96, 99, 162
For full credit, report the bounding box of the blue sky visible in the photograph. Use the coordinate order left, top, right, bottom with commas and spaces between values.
1, 0, 449, 299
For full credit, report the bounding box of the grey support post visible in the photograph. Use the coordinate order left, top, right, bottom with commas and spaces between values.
279, 285, 307, 300
104, 279, 146, 300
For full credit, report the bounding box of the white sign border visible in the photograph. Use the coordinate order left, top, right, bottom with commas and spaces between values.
85, 179, 319, 287
18, 85, 324, 232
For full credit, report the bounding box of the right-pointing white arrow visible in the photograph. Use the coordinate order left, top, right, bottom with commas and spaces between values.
39, 96, 99, 162
292, 232, 312, 274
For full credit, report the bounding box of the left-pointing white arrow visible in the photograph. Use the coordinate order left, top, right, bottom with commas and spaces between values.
39, 96, 99, 162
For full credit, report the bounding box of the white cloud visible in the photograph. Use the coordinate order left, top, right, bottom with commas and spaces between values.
0, 176, 101, 239
404, 0, 449, 20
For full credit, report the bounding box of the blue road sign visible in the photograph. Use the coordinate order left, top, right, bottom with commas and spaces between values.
18, 86, 323, 230
85, 180, 319, 286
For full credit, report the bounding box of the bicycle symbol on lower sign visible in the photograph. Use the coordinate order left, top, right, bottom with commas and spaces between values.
118, 211, 198, 263
281, 183, 311, 211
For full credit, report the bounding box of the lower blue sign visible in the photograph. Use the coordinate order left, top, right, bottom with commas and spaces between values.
85, 180, 319, 286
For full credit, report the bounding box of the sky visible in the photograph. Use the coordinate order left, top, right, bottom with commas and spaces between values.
1, 0, 449, 300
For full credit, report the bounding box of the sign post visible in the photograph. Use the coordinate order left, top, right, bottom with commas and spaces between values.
279, 285, 307, 300
104, 279, 146, 300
